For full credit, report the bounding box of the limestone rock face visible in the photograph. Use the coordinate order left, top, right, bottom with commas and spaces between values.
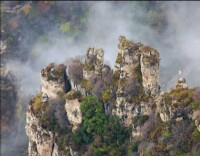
25, 105, 59, 156
83, 47, 104, 80
65, 99, 82, 131
26, 104, 79, 156
156, 93, 171, 122
85, 47, 104, 71
112, 36, 159, 131
113, 36, 141, 121
41, 75, 66, 99
40, 64, 70, 99
140, 46, 160, 96
193, 110, 200, 132
176, 78, 188, 89
70, 80, 88, 96
25, 35, 200, 155
114, 36, 160, 96
113, 97, 152, 127
114, 35, 140, 79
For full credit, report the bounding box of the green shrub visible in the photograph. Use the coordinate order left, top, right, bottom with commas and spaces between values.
103, 115, 130, 147
162, 129, 172, 138
130, 141, 139, 152
189, 101, 200, 110
64, 90, 82, 101
43, 63, 65, 80
192, 129, 200, 142
140, 45, 158, 54
60, 22, 71, 33
164, 87, 196, 109
116, 53, 122, 64
80, 78, 92, 91
73, 96, 130, 155
83, 64, 95, 71
112, 70, 120, 88
121, 40, 130, 49
163, 92, 172, 105
94, 148, 106, 156
134, 64, 142, 83
193, 151, 200, 156
102, 89, 112, 102
32, 93, 49, 115
63, 149, 70, 156
54, 64, 65, 79
40, 114, 56, 131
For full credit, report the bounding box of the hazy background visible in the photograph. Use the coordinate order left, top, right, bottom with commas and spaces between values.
1, 1, 200, 156
6, 1, 200, 95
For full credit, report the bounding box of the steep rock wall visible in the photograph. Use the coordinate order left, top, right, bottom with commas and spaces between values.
112, 36, 159, 132
25, 105, 59, 156
65, 99, 82, 131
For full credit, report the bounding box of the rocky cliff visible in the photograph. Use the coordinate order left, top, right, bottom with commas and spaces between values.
26, 36, 200, 156
112, 36, 160, 130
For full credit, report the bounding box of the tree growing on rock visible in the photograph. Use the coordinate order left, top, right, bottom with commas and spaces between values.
68, 61, 83, 84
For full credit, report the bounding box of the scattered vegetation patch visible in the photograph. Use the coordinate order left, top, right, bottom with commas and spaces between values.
68, 60, 83, 84
60, 22, 71, 33
83, 63, 95, 71
147, 119, 200, 154
191, 87, 200, 109
64, 90, 83, 102
163, 92, 172, 105
32, 93, 49, 116
71, 96, 131, 155
42, 63, 65, 81
119, 78, 127, 90
149, 54, 159, 66
129, 141, 139, 152
140, 45, 158, 54
121, 39, 131, 49
192, 129, 200, 142
39, 98, 68, 132
80, 78, 92, 91
116, 53, 122, 64
54, 64, 65, 79
112, 70, 120, 89
190, 101, 200, 109
102, 89, 112, 103
163, 87, 198, 109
